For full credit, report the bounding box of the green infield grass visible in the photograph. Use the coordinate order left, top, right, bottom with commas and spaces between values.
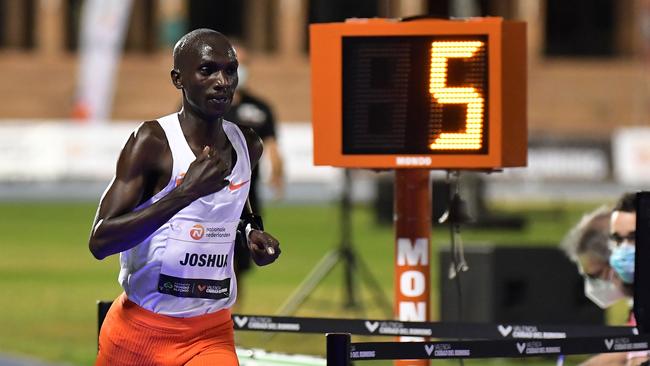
0, 200, 630, 365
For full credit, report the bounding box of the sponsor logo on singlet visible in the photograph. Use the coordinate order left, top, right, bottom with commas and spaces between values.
204, 226, 232, 238
158, 274, 231, 300
189, 224, 205, 240
228, 180, 249, 192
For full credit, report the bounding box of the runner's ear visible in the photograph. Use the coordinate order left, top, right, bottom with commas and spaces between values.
171, 69, 183, 89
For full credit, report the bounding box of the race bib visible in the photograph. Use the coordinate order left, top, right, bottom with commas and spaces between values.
158, 220, 238, 300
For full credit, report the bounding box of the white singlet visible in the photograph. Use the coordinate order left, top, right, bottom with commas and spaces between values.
118, 112, 251, 317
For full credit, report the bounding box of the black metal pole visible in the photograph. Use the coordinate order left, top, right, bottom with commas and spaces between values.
342, 169, 355, 308
326, 333, 351, 366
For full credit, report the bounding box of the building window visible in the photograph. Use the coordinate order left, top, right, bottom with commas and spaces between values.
308, 0, 380, 24
124, 0, 156, 53
0, 0, 7, 47
188, 0, 244, 39
306, 0, 380, 52
545, 0, 616, 57
64, 0, 82, 51
0, 0, 35, 50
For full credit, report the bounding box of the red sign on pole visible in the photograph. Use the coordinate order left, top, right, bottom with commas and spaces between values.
394, 170, 431, 366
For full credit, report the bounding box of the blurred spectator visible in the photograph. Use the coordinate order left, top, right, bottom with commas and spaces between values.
603, 192, 646, 366
561, 193, 648, 366
561, 205, 622, 309
608, 193, 636, 299
224, 40, 284, 212
224, 40, 284, 306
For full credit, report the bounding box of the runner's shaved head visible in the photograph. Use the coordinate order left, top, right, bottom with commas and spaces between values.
173, 28, 236, 70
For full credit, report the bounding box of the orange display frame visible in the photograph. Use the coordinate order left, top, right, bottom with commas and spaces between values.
310, 17, 527, 170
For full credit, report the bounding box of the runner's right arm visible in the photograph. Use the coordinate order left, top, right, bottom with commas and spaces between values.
88, 121, 230, 260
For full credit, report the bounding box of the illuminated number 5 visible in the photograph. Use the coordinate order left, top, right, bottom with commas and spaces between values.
429, 41, 485, 150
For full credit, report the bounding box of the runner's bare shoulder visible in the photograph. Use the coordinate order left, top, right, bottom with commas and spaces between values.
117, 120, 171, 175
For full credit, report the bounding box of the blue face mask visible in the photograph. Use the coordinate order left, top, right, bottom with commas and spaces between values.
609, 242, 635, 284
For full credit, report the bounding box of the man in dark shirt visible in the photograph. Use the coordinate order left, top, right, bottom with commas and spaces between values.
224, 41, 284, 299
224, 90, 282, 213
224, 40, 284, 214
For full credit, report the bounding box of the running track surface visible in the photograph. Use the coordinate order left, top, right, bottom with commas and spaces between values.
0, 354, 65, 366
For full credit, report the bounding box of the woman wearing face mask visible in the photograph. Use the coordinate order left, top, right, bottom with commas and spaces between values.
562, 206, 625, 309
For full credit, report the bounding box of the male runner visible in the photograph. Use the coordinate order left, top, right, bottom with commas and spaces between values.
89, 28, 281, 365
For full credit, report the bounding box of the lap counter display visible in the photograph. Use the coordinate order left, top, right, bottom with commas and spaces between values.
310, 17, 527, 170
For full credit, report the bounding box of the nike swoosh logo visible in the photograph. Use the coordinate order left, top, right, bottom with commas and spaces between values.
228, 180, 249, 191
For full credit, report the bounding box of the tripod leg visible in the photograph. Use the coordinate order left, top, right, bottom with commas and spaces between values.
341, 247, 357, 309
275, 249, 341, 316
353, 254, 393, 318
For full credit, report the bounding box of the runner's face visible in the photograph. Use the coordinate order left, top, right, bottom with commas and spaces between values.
180, 38, 238, 119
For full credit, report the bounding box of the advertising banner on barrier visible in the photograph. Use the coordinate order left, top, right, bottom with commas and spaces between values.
231, 313, 636, 339
346, 335, 650, 361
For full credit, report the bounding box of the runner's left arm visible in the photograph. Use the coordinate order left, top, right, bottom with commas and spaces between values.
239, 126, 281, 266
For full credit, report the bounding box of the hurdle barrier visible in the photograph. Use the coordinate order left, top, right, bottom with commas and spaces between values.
230, 313, 636, 339
97, 303, 645, 364
97, 302, 636, 340
326, 333, 650, 365
231, 314, 645, 365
